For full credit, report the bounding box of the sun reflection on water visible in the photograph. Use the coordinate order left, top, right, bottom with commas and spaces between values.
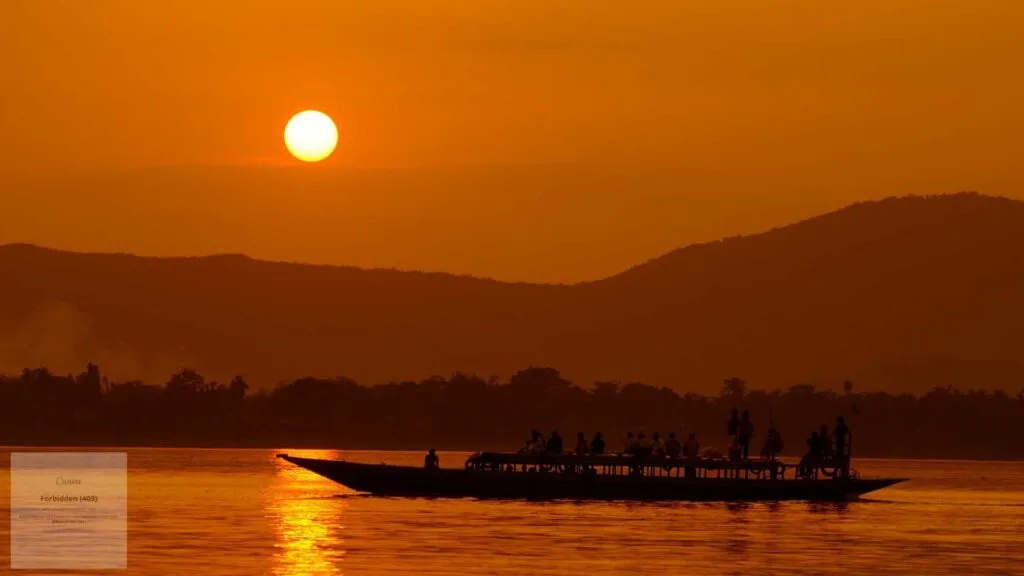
267, 450, 347, 576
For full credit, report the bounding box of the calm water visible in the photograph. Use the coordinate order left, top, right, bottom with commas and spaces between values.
0, 448, 1022, 575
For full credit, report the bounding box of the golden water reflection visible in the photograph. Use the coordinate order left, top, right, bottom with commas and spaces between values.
267, 450, 347, 576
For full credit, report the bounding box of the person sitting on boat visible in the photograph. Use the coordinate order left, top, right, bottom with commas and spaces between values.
737, 411, 755, 459
524, 430, 548, 453
819, 425, 833, 460
546, 431, 563, 454
652, 432, 666, 456
519, 431, 537, 454
680, 433, 700, 478
575, 432, 588, 455
635, 433, 653, 457
799, 431, 821, 477
623, 432, 636, 454
524, 430, 546, 454
683, 433, 701, 458
590, 432, 606, 455
665, 433, 682, 458
424, 448, 439, 470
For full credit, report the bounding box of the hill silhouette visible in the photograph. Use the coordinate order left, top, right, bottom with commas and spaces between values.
1, 192, 1022, 394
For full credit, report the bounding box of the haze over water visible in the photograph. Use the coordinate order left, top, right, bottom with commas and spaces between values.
1, 449, 1021, 575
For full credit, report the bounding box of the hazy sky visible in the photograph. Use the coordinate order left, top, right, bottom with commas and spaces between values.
2, 1, 1022, 282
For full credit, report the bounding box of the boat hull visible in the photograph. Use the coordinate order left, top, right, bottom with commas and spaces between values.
278, 455, 905, 501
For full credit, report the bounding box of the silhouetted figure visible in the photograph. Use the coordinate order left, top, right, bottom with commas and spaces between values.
424, 448, 439, 470
590, 432, 606, 455
665, 432, 682, 458
519, 431, 535, 454
575, 432, 588, 455
522, 429, 546, 454
652, 432, 665, 456
623, 432, 636, 454
683, 433, 701, 478
683, 433, 700, 458
635, 432, 653, 457
532, 428, 548, 450
738, 410, 754, 459
834, 416, 850, 475
727, 408, 740, 436
819, 425, 832, 459
763, 426, 784, 459
546, 431, 563, 454
834, 417, 849, 457
800, 431, 821, 477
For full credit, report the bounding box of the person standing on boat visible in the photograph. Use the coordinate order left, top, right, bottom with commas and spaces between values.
737, 411, 755, 459
833, 416, 850, 475
763, 426, 783, 460
575, 432, 588, 455
590, 432, 606, 455
727, 409, 740, 437
682, 433, 700, 478
424, 448, 439, 470
546, 431, 563, 454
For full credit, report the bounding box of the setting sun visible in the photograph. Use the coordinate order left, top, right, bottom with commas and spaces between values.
284, 110, 338, 162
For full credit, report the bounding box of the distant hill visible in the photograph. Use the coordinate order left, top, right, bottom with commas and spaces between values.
2, 192, 1023, 394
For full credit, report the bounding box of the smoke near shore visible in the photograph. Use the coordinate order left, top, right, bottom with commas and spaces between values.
0, 299, 191, 384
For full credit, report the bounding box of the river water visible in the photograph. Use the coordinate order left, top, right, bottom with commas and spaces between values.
0, 448, 1021, 575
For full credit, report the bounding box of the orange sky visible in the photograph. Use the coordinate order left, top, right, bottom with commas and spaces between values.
2, 1, 1023, 282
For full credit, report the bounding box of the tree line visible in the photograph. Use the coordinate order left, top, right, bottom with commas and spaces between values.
1, 364, 1022, 460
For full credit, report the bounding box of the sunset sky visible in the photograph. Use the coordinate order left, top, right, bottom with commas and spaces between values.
2, 0, 1022, 283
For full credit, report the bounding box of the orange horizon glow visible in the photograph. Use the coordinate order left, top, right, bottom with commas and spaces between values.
2, 0, 1023, 282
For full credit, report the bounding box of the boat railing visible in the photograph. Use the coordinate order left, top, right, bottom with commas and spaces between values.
465, 452, 803, 480
466, 429, 860, 482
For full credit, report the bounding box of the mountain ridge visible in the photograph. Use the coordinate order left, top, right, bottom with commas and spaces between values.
7, 191, 1010, 285
2, 192, 1022, 395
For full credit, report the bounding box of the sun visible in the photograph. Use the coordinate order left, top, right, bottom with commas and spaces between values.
284, 110, 338, 162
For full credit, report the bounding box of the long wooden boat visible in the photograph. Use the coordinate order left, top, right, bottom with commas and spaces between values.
276, 452, 906, 501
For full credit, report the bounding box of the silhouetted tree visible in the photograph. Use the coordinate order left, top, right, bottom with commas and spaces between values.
721, 377, 747, 402
0, 362, 1022, 459
166, 368, 205, 395
75, 363, 102, 399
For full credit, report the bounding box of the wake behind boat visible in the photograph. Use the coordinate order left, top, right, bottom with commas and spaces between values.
276, 451, 906, 501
